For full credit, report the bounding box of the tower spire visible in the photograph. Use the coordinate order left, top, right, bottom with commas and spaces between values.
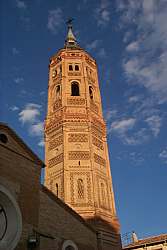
65, 18, 78, 48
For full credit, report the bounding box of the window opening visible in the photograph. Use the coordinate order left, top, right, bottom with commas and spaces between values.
78, 161, 80, 166
69, 65, 73, 71
89, 86, 93, 100
56, 85, 61, 98
75, 65, 79, 71
56, 183, 58, 197
52, 69, 57, 77
77, 179, 84, 199
71, 82, 79, 96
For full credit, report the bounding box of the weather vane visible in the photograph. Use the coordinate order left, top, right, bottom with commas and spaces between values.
66, 18, 74, 27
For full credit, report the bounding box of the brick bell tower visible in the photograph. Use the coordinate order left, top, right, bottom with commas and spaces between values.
44, 20, 122, 249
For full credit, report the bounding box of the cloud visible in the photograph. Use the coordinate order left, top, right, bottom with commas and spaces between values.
29, 122, 43, 136
12, 48, 19, 55
47, 8, 63, 34
14, 77, 24, 84
126, 41, 139, 52
10, 106, 19, 111
128, 95, 140, 103
110, 118, 136, 134
104, 109, 118, 121
19, 103, 41, 124
145, 115, 162, 137
159, 147, 167, 164
18, 103, 44, 147
94, 0, 111, 26
86, 40, 101, 51
38, 138, 45, 147
118, 0, 167, 103
16, 0, 27, 10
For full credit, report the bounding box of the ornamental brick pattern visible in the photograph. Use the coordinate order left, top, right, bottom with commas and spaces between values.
44, 36, 121, 249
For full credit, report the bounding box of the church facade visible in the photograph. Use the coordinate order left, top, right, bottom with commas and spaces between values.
0, 23, 121, 250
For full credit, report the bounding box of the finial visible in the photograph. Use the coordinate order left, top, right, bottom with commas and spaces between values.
65, 18, 78, 48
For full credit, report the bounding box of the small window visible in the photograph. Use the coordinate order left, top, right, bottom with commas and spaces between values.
75, 65, 79, 71
52, 69, 57, 77
89, 86, 93, 100
71, 82, 79, 96
56, 183, 58, 197
56, 85, 61, 98
69, 65, 73, 71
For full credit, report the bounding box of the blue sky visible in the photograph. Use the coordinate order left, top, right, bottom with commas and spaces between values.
1, 0, 167, 241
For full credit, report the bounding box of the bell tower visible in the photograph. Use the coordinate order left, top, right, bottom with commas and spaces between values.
44, 20, 121, 249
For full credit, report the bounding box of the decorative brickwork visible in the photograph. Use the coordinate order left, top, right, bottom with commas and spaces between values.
92, 136, 104, 150
48, 153, 63, 168
70, 172, 92, 206
68, 133, 88, 143
53, 99, 62, 110
90, 101, 99, 114
67, 98, 85, 106
91, 125, 103, 140
68, 72, 81, 76
94, 153, 106, 167
48, 135, 63, 150
69, 151, 90, 160
65, 113, 87, 120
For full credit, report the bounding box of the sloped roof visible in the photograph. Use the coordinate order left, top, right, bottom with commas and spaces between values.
41, 185, 96, 233
123, 233, 167, 249
0, 122, 44, 167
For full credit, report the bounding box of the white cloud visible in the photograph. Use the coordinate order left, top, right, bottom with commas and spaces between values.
38, 138, 45, 147
105, 109, 118, 121
10, 106, 19, 111
126, 41, 139, 52
145, 115, 162, 137
16, 0, 27, 9
110, 118, 136, 133
86, 40, 101, 51
118, 0, 167, 103
128, 95, 140, 103
29, 122, 43, 136
14, 77, 24, 84
47, 8, 63, 34
159, 147, 167, 164
95, 0, 111, 26
19, 103, 41, 124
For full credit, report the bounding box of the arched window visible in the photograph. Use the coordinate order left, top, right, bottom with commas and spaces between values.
71, 82, 79, 96
52, 68, 57, 77
56, 183, 58, 197
77, 179, 84, 199
89, 86, 93, 100
56, 85, 61, 98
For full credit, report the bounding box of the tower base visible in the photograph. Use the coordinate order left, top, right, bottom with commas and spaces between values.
86, 216, 122, 250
